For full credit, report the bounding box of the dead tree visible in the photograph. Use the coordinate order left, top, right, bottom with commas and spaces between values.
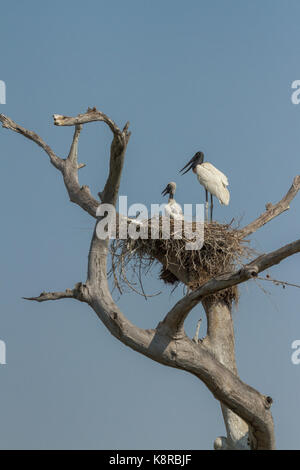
1, 108, 300, 450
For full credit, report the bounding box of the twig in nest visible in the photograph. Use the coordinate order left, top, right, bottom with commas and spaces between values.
108, 239, 161, 299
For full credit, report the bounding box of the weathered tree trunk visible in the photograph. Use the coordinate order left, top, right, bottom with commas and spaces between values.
202, 299, 250, 449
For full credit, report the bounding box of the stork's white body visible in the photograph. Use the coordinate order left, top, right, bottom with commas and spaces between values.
195, 162, 230, 205
164, 199, 183, 220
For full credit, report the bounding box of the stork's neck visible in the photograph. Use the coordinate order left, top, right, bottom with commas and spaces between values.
168, 193, 174, 202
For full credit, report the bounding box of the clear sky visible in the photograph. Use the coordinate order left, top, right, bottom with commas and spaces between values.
0, 0, 300, 450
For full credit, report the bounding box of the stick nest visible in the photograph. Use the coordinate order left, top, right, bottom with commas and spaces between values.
109, 217, 253, 306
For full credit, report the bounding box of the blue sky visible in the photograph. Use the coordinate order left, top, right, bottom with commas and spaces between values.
0, 0, 300, 449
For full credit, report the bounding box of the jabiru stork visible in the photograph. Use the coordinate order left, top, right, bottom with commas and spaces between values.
180, 151, 230, 222
161, 182, 183, 220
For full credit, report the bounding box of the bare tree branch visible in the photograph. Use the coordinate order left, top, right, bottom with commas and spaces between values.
23, 282, 90, 303
24, 291, 74, 302
53, 107, 122, 134
0, 109, 130, 217
66, 124, 83, 165
60, 123, 100, 217
162, 239, 300, 334
100, 120, 131, 206
53, 107, 131, 206
238, 176, 300, 238
0, 113, 99, 216
0, 114, 64, 170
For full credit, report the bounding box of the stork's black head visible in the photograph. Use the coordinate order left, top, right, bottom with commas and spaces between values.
161, 181, 176, 197
179, 151, 204, 175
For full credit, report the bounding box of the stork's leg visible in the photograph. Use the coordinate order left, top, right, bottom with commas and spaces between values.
205, 189, 209, 222
210, 194, 213, 222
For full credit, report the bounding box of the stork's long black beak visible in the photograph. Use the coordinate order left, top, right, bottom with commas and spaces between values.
179, 156, 196, 175
161, 185, 170, 197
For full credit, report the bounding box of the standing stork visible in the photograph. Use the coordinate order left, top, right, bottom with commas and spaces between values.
180, 151, 230, 222
161, 182, 183, 220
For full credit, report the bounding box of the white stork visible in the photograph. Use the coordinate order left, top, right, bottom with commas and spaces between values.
161, 182, 183, 220
180, 151, 230, 222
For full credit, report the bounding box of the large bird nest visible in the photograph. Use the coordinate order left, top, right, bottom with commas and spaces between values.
109, 217, 253, 306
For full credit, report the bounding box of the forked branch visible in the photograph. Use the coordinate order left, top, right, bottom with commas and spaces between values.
54, 108, 131, 206
23, 282, 89, 303
0, 114, 63, 170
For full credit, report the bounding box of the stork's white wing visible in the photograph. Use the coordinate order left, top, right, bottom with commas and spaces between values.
201, 162, 229, 187
196, 164, 230, 205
